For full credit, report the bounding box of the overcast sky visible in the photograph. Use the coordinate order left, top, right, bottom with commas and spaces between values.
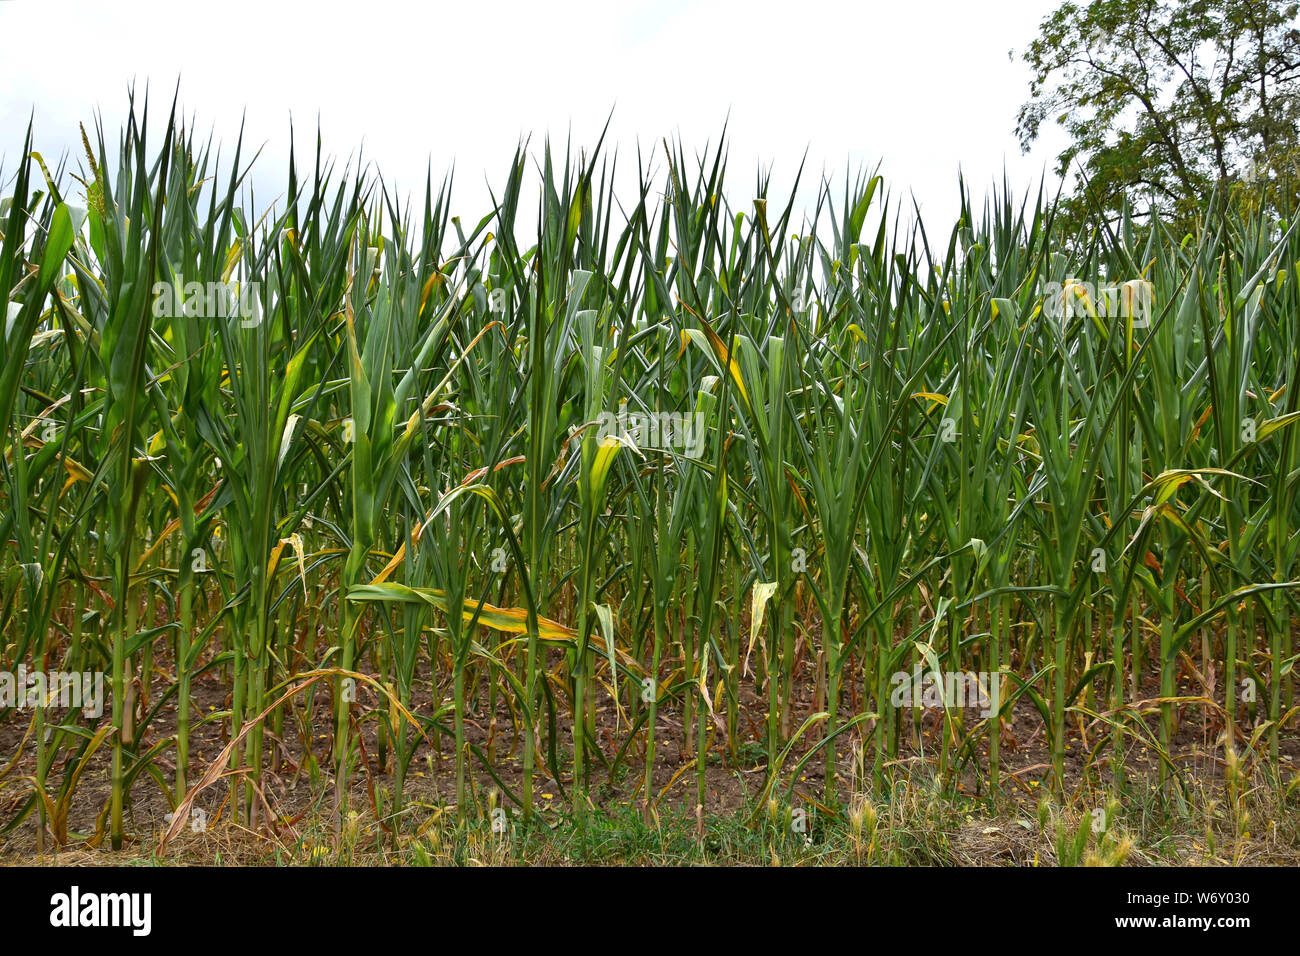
0, 0, 1071, 231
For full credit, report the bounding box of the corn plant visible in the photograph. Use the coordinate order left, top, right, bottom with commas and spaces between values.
4, 96, 1300, 855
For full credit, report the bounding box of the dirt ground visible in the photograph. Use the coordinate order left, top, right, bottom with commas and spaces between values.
1, 626, 1296, 863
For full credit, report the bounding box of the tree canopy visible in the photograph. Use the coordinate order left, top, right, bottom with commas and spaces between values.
1018, 0, 1300, 231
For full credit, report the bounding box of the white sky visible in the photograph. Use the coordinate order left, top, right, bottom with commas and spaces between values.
1, 0, 1070, 233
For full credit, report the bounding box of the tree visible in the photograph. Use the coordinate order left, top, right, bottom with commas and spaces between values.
1017, 0, 1300, 232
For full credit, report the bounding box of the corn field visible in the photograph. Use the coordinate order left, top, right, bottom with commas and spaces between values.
2, 102, 1299, 852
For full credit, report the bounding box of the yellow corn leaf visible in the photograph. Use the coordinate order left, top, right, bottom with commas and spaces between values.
679, 303, 751, 413
1145, 468, 1242, 506
221, 240, 243, 283
589, 436, 624, 499
912, 391, 948, 404
133, 484, 221, 572
745, 580, 778, 676
1258, 411, 1300, 443
348, 582, 577, 642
